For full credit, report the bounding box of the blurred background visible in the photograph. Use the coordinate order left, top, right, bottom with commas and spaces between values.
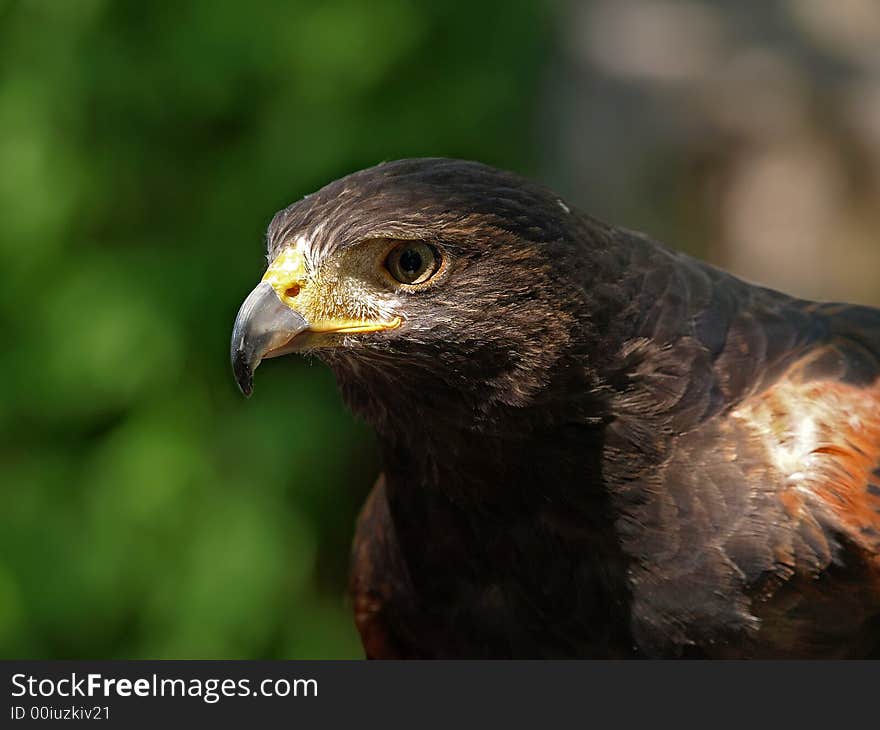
0, 0, 877, 658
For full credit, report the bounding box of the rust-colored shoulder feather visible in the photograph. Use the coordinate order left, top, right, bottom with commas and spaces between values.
734, 351, 880, 559
615, 297, 880, 657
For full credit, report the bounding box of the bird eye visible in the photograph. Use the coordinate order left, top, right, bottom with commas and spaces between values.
384, 241, 440, 286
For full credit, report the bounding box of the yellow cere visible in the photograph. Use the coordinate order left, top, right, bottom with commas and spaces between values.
260, 245, 402, 335
262, 247, 309, 307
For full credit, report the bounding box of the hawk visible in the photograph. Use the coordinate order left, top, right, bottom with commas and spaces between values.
231, 158, 880, 658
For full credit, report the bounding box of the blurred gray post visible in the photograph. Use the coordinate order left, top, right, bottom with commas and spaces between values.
543, 0, 880, 306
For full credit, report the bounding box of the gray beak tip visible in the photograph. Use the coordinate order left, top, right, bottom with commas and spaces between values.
232, 349, 254, 398
230, 281, 310, 398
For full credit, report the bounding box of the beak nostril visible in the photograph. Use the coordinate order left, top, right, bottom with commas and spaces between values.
285, 284, 301, 298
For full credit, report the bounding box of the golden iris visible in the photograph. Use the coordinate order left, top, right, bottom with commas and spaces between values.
385, 241, 440, 285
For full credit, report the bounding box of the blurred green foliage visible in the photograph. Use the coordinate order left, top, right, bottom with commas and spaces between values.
0, 0, 552, 657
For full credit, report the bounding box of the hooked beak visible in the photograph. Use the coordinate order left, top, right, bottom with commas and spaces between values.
231, 245, 403, 397
230, 281, 309, 397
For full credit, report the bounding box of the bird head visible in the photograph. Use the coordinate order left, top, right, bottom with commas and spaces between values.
231, 158, 606, 432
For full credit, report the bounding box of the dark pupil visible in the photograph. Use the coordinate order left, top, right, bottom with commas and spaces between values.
398, 248, 423, 274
